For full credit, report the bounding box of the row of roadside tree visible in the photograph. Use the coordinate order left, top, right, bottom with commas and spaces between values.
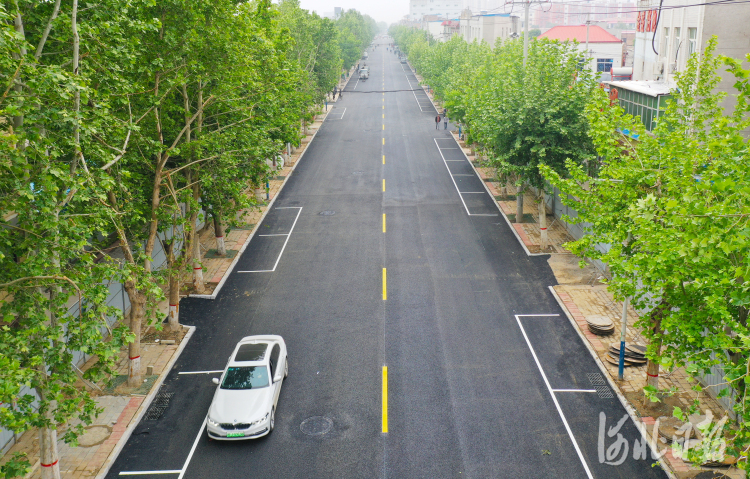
391, 25, 750, 467
0, 1, 376, 476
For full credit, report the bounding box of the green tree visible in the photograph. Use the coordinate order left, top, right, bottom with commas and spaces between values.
542, 38, 750, 465
0, 1, 140, 475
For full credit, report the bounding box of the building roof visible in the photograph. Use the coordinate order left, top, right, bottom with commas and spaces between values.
539, 25, 622, 43
606, 80, 675, 97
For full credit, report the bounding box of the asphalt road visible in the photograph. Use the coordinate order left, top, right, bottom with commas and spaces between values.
106, 38, 668, 479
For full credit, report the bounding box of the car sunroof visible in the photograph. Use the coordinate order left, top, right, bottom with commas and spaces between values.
235, 343, 268, 362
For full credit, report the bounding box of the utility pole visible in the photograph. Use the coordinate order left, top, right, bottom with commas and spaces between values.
585, 13, 591, 71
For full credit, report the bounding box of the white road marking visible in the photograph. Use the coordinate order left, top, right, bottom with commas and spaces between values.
258, 234, 289, 237
354, 79, 359, 90
515, 314, 594, 479
177, 370, 223, 375
552, 389, 598, 393
434, 138, 470, 215
238, 207, 303, 273
119, 471, 181, 476
460, 192, 487, 194
177, 417, 207, 479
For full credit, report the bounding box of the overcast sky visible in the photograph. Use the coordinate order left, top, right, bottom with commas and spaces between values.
299, 0, 407, 25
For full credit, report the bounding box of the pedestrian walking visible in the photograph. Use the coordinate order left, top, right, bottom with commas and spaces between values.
435, 115, 441, 129
444, 116, 448, 130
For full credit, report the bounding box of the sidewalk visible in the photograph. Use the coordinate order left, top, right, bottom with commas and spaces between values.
420, 70, 742, 478
0, 105, 329, 479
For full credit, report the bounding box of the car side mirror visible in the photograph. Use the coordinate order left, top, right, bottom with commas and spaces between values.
274, 374, 282, 383
212, 378, 220, 385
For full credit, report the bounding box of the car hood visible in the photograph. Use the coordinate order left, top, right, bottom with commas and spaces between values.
208, 387, 272, 424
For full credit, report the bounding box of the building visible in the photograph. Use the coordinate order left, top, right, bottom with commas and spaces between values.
630, 0, 750, 127
533, 0, 636, 30
538, 25, 624, 73
459, 9, 519, 46
409, 0, 465, 21
423, 18, 461, 42
621, 30, 635, 67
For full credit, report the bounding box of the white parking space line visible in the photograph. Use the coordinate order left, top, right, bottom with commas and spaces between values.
402, 65, 427, 112
177, 417, 207, 479
552, 389, 598, 393
515, 314, 594, 479
354, 79, 359, 90
444, 160, 464, 162
177, 370, 223, 375
119, 471, 181, 476
238, 207, 303, 274
340, 107, 346, 119
434, 138, 470, 215
452, 174, 474, 176
258, 234, 289, 237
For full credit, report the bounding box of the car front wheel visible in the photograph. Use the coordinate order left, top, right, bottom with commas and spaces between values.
284, 357, 288, 378
269, 407, 275, 433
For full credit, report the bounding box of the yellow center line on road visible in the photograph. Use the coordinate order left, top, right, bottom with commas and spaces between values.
382, 213, 386, 232
382, 267, 387, 300
382, 366, 389, 433
382, 154, 385, 164
382, 138, 385, 145
382, 113, 385, 119
382, 124, 385, 130
382, 178, 385, 192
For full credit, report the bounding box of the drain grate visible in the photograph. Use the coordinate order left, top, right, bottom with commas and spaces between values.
595, 385, 614, 399
587, 373, 606, 386
145, 391, 175, 420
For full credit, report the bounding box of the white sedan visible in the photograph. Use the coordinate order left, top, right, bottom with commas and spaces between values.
206, 335, 288, 440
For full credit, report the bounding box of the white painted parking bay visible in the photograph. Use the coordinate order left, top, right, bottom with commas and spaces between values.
434, 138, 498, 217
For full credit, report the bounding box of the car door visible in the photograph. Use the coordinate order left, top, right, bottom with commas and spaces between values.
269, 344, 282, 406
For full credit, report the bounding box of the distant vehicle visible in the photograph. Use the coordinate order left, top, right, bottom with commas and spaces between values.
359, 67, 370, 80
362, 52, 369, 60
400, 57, 407, 64
206, 335, 288, 440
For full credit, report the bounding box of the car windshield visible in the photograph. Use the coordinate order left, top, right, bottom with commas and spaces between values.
221, 366, 269, 390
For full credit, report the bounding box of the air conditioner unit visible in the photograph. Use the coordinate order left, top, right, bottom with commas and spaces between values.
668, 62, 678, 72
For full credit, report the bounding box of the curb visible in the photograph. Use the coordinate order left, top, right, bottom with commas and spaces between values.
95, 325, 196, 479
547, 286, 677, 479
189, 110, 328, 300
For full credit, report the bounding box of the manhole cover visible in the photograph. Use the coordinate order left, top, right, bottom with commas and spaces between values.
300, 416, 333, 436
319, 211, 335, 216
351, 171, 363, 175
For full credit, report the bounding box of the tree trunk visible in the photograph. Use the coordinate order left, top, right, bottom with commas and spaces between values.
39, 425, 60, 479
166, 240, 180, 332
516, 181, 524, 223
644, 302, 667, 409
302, 118, 308, 136
213, 213, 226, 256
190, 181, 205, 293
125, 282, 144, 387
539, 192, 548, 250
254, 187, 264, 203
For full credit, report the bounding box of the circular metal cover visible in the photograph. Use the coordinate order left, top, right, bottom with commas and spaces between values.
300, 416, 333, 436
319, 211, 335, 216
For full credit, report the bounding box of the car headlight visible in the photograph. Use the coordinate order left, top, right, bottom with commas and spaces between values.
249, 412, 270, 427
207, 417, 219, 427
